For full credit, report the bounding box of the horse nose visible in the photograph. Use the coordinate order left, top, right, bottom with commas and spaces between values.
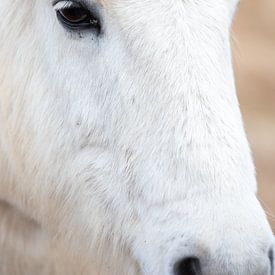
173, 257, 202, 275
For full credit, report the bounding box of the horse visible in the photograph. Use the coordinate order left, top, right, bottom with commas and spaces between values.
0, 0, 274, 274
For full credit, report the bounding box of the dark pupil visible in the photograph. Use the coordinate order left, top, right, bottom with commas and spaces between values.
61, 7, 88, 23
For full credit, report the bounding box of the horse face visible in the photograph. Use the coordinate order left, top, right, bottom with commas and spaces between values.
0, 0, 274, 274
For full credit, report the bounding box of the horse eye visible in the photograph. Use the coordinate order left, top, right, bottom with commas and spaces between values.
54, 1, 101, 33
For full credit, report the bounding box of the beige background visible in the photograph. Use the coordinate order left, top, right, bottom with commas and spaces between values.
232, 0, 275, 232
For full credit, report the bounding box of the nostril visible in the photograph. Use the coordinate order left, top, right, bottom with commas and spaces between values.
173, 257, 202, 275
269, 248, 274, 275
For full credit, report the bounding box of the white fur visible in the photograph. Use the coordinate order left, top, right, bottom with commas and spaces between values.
0, 0, 274, 274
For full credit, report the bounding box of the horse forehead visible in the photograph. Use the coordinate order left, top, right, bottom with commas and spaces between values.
97, 0, 184, 10
95, 0, 232, 9
93, 0, 234, 21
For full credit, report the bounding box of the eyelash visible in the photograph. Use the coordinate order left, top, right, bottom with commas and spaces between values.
53, 0, 74, 11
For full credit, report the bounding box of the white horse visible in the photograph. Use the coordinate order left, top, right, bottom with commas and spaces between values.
0, 0, 274, 274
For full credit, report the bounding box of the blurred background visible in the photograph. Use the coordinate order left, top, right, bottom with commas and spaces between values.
232, 0, 275, 232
